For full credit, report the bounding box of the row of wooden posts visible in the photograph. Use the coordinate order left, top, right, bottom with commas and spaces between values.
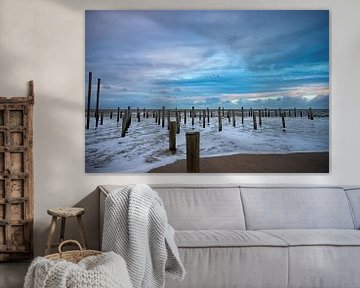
86, 72, 317, 132
89, 106, 316, 136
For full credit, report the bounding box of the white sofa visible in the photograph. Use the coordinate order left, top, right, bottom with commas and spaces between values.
99, 185, 360, 288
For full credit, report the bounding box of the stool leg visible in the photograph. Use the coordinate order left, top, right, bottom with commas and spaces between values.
60, 217, 66, 243
45, 216, 57, 255
77, 215, 87, 249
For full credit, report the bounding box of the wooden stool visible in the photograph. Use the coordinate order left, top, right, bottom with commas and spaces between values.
45, 207, 87, 255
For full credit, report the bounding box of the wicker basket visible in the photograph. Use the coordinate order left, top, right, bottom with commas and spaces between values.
45, 240, 102, 263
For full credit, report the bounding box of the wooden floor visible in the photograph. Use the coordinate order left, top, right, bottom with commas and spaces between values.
0, 261, 30, 288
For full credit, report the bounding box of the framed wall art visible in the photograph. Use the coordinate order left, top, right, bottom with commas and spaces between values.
85, 10, 329, 173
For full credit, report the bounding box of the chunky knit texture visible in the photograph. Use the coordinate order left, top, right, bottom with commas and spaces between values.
102, 184, 185, 288
23, 251, 133, 288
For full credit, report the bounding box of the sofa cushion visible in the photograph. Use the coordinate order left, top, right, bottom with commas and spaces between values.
262, 229, 360, 246
345, 188, 360, 229
261, 230, 360, 288
100, 185, 246, 230
287, 246, 360, 288
175, 230, 287, 248
241, 187, 355, 230
165, 247, 288, 288
154, 186, 246, 230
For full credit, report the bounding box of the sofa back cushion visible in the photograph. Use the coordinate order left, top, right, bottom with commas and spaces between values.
345, 188, 360, 229
241, 187, 355, 230
154, 186, 246, 230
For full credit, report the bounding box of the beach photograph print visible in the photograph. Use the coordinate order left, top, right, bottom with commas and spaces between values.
85, 10, 329, 173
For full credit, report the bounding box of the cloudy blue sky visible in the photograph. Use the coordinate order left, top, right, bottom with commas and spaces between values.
85, 10, 329, 109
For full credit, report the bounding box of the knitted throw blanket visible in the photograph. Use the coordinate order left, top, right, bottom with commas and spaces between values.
24, 251, 133, 288
102, 184, 185, 288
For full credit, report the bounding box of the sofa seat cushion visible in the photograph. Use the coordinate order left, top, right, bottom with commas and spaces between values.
262, 229, 360, 246
175, 230, 288, 248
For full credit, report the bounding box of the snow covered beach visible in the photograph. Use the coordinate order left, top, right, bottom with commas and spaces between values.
85, 110, 329, 173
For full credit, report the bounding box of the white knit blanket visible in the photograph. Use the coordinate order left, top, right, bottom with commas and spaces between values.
102, 184, 185, 288
24, 251, 132, 288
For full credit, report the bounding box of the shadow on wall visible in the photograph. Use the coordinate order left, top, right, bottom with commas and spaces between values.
37, 187, 100, 256
31, 86, 85, 256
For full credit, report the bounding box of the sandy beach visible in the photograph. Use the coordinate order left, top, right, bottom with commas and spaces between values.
149, 152, 329, 173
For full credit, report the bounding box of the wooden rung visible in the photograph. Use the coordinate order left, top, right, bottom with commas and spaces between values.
0, 220, 26, 225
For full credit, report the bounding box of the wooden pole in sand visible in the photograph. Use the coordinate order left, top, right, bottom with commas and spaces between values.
300, 110, 303, 117
232, 110, 236, 127
121, 110, 131, 137
127, 110, 131, 128
294, 107, 297, 117
162, 106, 165, 127
207, 107, 210, 124
110, 111, 113, 119
120, 110, 123, 119
186, 132, 200, 173
279, 108, 282, 117
184, 109, 187, 124
241, 107, 244, 124
203, 110, 206, 128
169, 121, 177, 152
143, 108, 146, 118
167, 110, 170, 130
258, 110, 262, 127
117, 107, 120, 123
253, 112, 257, 130
282, 113, 286, 131
192, 106, 195, 126
309, 107, 314, 120
86, 72, 92, 130
137, 108, 140, 122
227, 110, 231, 122
95, 78, 101, 128
121, 111, 126, 137
218, 107, 222, 131
176, 111, 180, 134
222, 107, 225, 117
155, 110, 158, 123
100, 112, 103, 125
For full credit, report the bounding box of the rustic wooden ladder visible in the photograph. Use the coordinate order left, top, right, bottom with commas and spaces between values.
0, 81, 34, 261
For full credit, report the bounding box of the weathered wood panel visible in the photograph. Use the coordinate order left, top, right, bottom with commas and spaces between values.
0, 81, 34, 261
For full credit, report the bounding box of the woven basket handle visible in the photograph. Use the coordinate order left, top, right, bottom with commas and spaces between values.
58, 240, 83, 255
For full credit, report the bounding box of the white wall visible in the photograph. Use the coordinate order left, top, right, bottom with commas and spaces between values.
0, 0, 359, 256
